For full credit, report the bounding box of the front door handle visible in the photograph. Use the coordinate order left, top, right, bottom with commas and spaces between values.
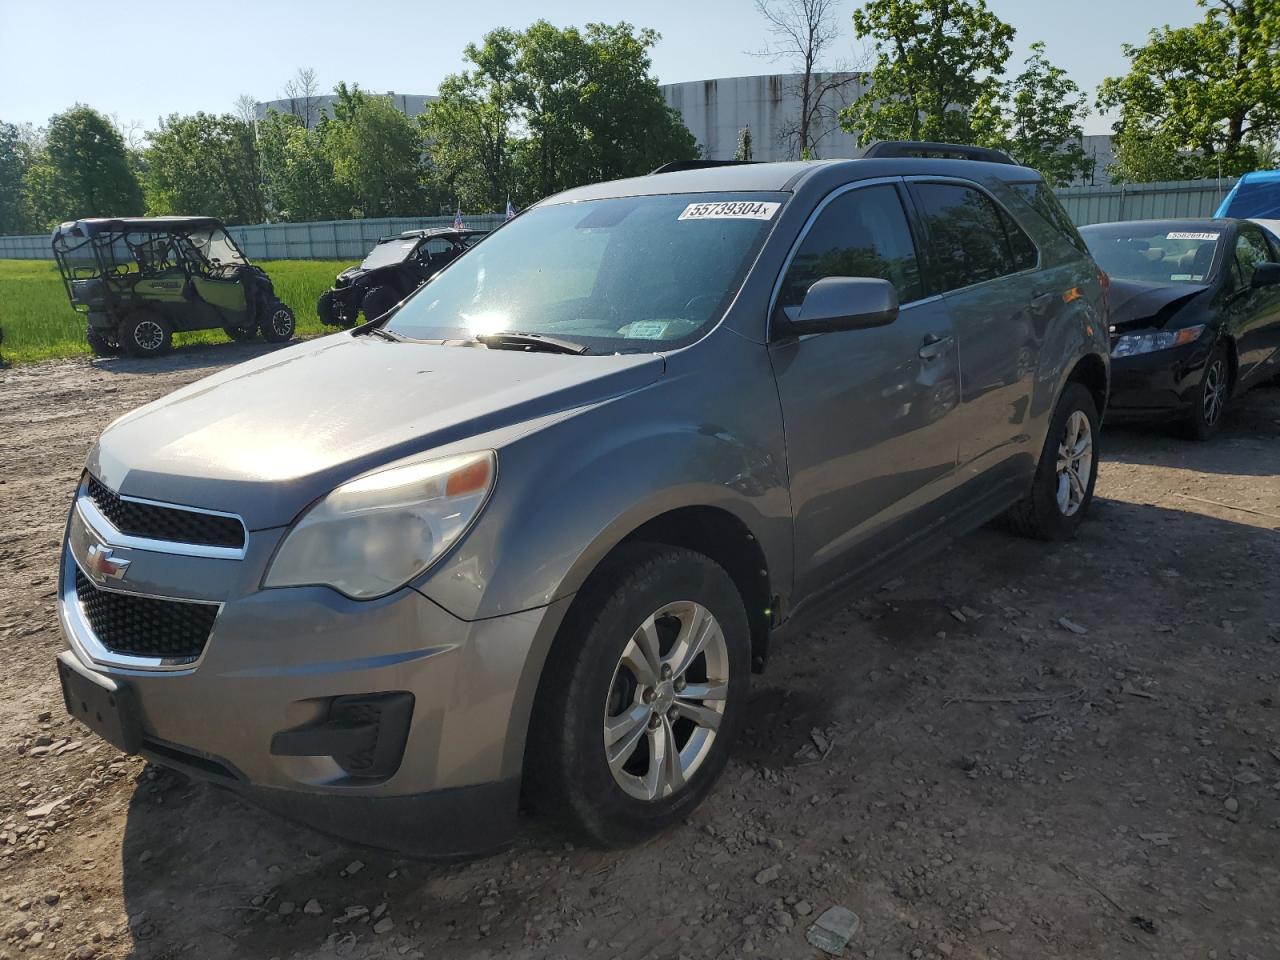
918, 332, 953, 360
1030, 291, 1056, 312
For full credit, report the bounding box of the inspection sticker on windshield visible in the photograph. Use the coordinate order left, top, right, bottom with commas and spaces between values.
1167, 231, 1219, 241
679, 201, 781, 221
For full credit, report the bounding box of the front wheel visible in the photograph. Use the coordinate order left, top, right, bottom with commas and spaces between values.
120, 313, 172, 358
1005, 381, 1099, 540
525, 544, 750, 847
260, 302, 295, 343
1184, 345, 1230, 441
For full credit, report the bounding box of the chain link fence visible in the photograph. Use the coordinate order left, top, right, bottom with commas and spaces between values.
0, 180, 1241, 260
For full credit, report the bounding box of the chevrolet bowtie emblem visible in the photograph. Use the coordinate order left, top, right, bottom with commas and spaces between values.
85, 543, 130, 583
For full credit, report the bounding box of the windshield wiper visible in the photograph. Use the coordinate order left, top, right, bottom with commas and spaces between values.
365, 325, 409, 342
476, 332, 589, 355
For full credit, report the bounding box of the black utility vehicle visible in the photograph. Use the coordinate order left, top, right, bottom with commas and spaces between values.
317, 228, 487, 328
52, 217, 295, 358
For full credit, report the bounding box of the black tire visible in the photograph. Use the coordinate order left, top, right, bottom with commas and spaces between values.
259, 302, 295, 343
1005, 381, 1099, 540
361, 286, 401, 323
525, 543, 751, 847
317, 290, 349, 328
1183, 344, 1230, 441
86, 325, 120, 357
120, 313, 172, 358
223, 324, 257, 342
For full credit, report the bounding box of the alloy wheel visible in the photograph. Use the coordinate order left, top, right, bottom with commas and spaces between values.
271, 309, 293, 337
1202, 359, 1226, 426
1054, 410, 1093, 517
603, 601, 729, 802
134, 320, 164, 352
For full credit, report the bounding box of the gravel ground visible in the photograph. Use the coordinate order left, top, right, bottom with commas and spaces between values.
1, 341, 1278, 960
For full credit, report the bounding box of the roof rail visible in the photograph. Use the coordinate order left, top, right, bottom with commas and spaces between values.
649, 159, 761, 175
861, 140, 1016, 165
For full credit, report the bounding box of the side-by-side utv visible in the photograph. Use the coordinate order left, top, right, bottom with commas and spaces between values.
52, 217, 296, 358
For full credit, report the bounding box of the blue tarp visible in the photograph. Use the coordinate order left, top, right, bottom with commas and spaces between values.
1215, 170, 1280, 219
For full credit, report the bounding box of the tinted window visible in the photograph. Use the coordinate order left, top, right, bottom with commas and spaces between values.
913, 183, 1018, 292
1012, 181, 1089, 254
1234, 227, 1272, 287
999, 208, 1039, 272
1081, 223, 1223, 284
779, 185, 923, 308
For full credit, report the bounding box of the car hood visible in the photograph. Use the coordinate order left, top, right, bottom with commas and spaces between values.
88, 334, 665, 529
1108, 278, 1211, 333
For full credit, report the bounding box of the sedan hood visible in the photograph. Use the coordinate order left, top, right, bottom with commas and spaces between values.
1108, 278, 1211, 332
89, 335, 664, 529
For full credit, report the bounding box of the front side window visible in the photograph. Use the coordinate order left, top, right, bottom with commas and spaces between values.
387, 193, 785, 353
1234, 227, 1272, 288
778, 184, 923, 309
913, 183, 1022, 292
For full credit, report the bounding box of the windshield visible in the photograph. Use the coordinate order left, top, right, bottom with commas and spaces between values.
362, 238, 418, 270
1081, 224, 1222, 285
186, 228, 247, 267
386, 193, 787, 352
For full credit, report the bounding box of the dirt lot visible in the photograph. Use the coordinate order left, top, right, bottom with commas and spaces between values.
1, 342, 1278, 960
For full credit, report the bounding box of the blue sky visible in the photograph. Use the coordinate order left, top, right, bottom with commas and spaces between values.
0, 0, 1202, 134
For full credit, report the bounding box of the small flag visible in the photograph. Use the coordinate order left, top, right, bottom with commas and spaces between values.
505, 199, 516, 220
453, 208, 465, 230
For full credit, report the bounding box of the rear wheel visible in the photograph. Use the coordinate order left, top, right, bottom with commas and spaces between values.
1005, 381, 1099, 540
121, 313, 172, 358
259, 302, 295, 343
86, 326, 120, 357
525, 544, 750, 847
1184, 345, 1229, 441
361, 286, 401, 323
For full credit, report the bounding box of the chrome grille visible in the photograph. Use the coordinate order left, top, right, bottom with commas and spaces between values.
86, 475, 245, 550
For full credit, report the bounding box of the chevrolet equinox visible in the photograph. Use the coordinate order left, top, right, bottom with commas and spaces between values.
56, 143, 1109, 857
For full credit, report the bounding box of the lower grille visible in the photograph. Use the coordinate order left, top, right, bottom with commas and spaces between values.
74, 569, 217, 663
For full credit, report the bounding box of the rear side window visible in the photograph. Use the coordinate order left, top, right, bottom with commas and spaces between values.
913, 183, 1028, 292
1012, 181, 1089, 255
779, 184, 924, 308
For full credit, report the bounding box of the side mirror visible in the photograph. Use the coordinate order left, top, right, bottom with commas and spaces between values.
1251, 261, 1280, 288
776, 277, 900, 338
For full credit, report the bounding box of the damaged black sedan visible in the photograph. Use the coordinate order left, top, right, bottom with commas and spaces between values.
1080, 218, 1280, 438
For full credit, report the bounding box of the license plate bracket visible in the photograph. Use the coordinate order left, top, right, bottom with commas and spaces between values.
56, 651, 142, 754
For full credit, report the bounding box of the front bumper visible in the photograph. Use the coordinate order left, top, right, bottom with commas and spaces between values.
56, 489, 569, 857
1104, 340, 1212, 421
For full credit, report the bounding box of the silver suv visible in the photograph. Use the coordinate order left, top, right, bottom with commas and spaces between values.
56, 144, 1109, 857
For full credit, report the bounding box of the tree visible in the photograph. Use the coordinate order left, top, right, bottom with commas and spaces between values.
735, 125, 754, 161
0, 121, 35, 235
233, 94, 260, 127
324, 83, 430, 218
425, 21, 697, 210
257, 111, 342, 221
22, 106, 143, 228
1097, 0, 1280, 181
283, 67, 323, 129
971, 42, 1093, 186
840, 0, 1014, 145
753, 0, 856, 158
144, 113, 265, 223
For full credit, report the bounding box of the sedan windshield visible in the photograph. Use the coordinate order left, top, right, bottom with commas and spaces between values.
1081, 224, 1223, 285
386, 193, 787, 352
361, 238, 418, 270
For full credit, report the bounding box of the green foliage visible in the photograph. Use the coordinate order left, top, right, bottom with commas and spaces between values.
735, 126, 754, 162
22, 106, 143, 229
323, 84, 432, 218
425, 21, 698, 210
1097, 0, 1280, 182
144, 113, 265, 223
841, 0, 1014, 144
257, 111, 344, 221
0, 258, 352, 363
0, 122, 36, 234
971, 42, 1094, 186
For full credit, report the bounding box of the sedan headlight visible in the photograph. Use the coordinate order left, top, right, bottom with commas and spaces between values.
263, 450, 496, 599
1110, 324, 1205, 358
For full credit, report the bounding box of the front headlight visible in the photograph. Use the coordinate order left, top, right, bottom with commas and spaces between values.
262, 450, 496, 599
1110, 324, 1205, 358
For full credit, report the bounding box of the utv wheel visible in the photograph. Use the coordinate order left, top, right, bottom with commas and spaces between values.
121, 313, 172, 358
86, 326, 120, 357
317, 291, 353, 328
260, 303, 295, 343
223, 324, 257, 342
1184, 345, 1229, 441
361, 286, 401, 323
1005, 381, 1099, 540
525, 543, 750, 847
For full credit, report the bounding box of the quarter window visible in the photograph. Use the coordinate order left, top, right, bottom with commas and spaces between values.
778, 185, 924, 309
913, 183, 1034, 293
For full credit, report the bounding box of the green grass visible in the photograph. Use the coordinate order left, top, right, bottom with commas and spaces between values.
0, 259, 356, 364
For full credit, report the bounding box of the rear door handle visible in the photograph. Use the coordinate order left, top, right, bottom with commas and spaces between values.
918, 333, 954, 360
1030, 291, 1056, 311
